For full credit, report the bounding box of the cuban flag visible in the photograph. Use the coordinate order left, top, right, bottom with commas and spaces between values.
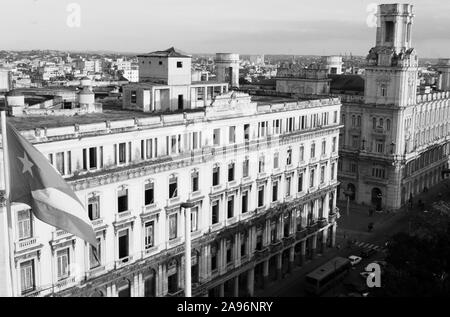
5, 121, 97, 247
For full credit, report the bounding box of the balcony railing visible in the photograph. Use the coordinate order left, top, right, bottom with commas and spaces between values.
318, 217, 328, 228
55, 276, 76, 290
52, 230, 73, 241
115, 210, 133, 223
115, 256, 133, 269
15, 237, 38, 252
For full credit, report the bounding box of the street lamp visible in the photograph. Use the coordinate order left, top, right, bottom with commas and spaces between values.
181, 201, 196, 298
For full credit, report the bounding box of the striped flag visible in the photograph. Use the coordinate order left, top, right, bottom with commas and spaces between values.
5, 121, 97, 247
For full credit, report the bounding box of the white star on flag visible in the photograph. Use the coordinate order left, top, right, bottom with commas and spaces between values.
18, 152, 34, 177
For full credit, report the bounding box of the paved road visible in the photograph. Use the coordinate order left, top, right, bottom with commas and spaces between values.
255, 207, 412, 297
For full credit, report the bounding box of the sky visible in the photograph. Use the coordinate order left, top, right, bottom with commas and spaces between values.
1, 0, 449, 58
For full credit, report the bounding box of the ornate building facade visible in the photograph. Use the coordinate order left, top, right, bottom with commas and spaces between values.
0, 48, 341, 297
338, 4, 450, 210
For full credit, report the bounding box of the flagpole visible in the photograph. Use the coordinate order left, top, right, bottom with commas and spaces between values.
1, 111, 17, 297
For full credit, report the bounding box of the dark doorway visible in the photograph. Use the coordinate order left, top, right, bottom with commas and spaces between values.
371, 188, 383, 211
347, 183, 356, 201
178, 94, 183, 110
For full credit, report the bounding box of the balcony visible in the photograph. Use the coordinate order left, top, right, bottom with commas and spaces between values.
296, 228, 307, 240
115, 255, 133, 269
91, 218, 106, 231
328, 212, 337, 224
55, 276, 76, 290
318, 217, 328, 228
114, 210, 134, 224
254, 247, 269, 260
307, 222, 319, 234
15, 237, 39, 253
282, 235, 295, 247
52, 230, 73, 241
269, 241, 283, 253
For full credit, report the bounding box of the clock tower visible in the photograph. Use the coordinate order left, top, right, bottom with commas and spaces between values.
364, 3, 418, 107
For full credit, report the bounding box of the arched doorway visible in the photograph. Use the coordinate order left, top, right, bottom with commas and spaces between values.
347, 183, 356, 201
371, 188, 383, 211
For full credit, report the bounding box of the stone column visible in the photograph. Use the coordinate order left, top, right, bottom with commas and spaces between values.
233, 276, 239, 297
133, 274, 139, 297
263, 260, 269, 288
288, 247, 295, 273
219, 283, 225, 297
106, 284, 112, 297
321, 229, 328, 254
111, 283, 117, 297
300, 240, 306, 266
235, 233, 241, 267
276, 253, 282, 280
138, 273, 144, 297
331, 223, 337, 248
247, 268, 255, 297
311, 234, 317, 259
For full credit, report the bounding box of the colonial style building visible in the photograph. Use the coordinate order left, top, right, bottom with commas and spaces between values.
338, 4, 450, 210
0, 48, 341, 297
273, 4, 450, 211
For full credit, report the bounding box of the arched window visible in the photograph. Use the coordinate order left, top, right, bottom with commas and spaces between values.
379, 118, 384, 128
351, 115, 356, 127
357, 116, 362, 127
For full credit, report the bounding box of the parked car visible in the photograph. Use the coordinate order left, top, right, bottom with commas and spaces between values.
348, 255, 362, 266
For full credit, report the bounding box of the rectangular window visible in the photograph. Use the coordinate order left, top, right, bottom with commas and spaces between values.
274, 153, 279, 169
117, 188, 128, 213
311, 143, 316, 159
272, 181, 278, 202
213, 128, 220, 146
321, 141, 326, 156
376, 141, 385, 153
169, 177, 178, 199
171, 135, 177, 154
20, 260, 35, 294
333, 111, 338, 123
192, 132, 199, 150
350, 162, 357, 173
270, 221, 277, 244
177, 61, 183, 68
332, 137, 337, 153
229, 126, 236, 143
212, 166, 220, 186
118, 143, 126, 164
244, 124, 250, 141
258, 185, 265, 207
298, 172, 304, 192
191, 207, 198, 232
226, 240, 233, 264
88, 196, 100, 220
144, 221, 154, 249
211, 201, 219, 225
320, 165, 326, 184
145, 182, 154, 206
227, 196, 234, 219
211, 245, 218, 271
118, 230, 129, 260
241, 234, 247, 257
55, 152, 65, 175
89, 237, 101, 269
169, 214, 177, 240
17, 209, 32, 240
131, 91, 137, 104
243, 159, 249, 178
258, 156, 265, 173
57, 248, 70, 280
242, 191, 248, 214
299, 145, 304, 162
331, 163, 336, 180
286, 176, 292, 197
352, 136, 360, 149
228, 163, 235, 182
191, 171, 199, 192
310, 169, 315, 188
89, 147, 97, 169
287, 149, 292, 165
